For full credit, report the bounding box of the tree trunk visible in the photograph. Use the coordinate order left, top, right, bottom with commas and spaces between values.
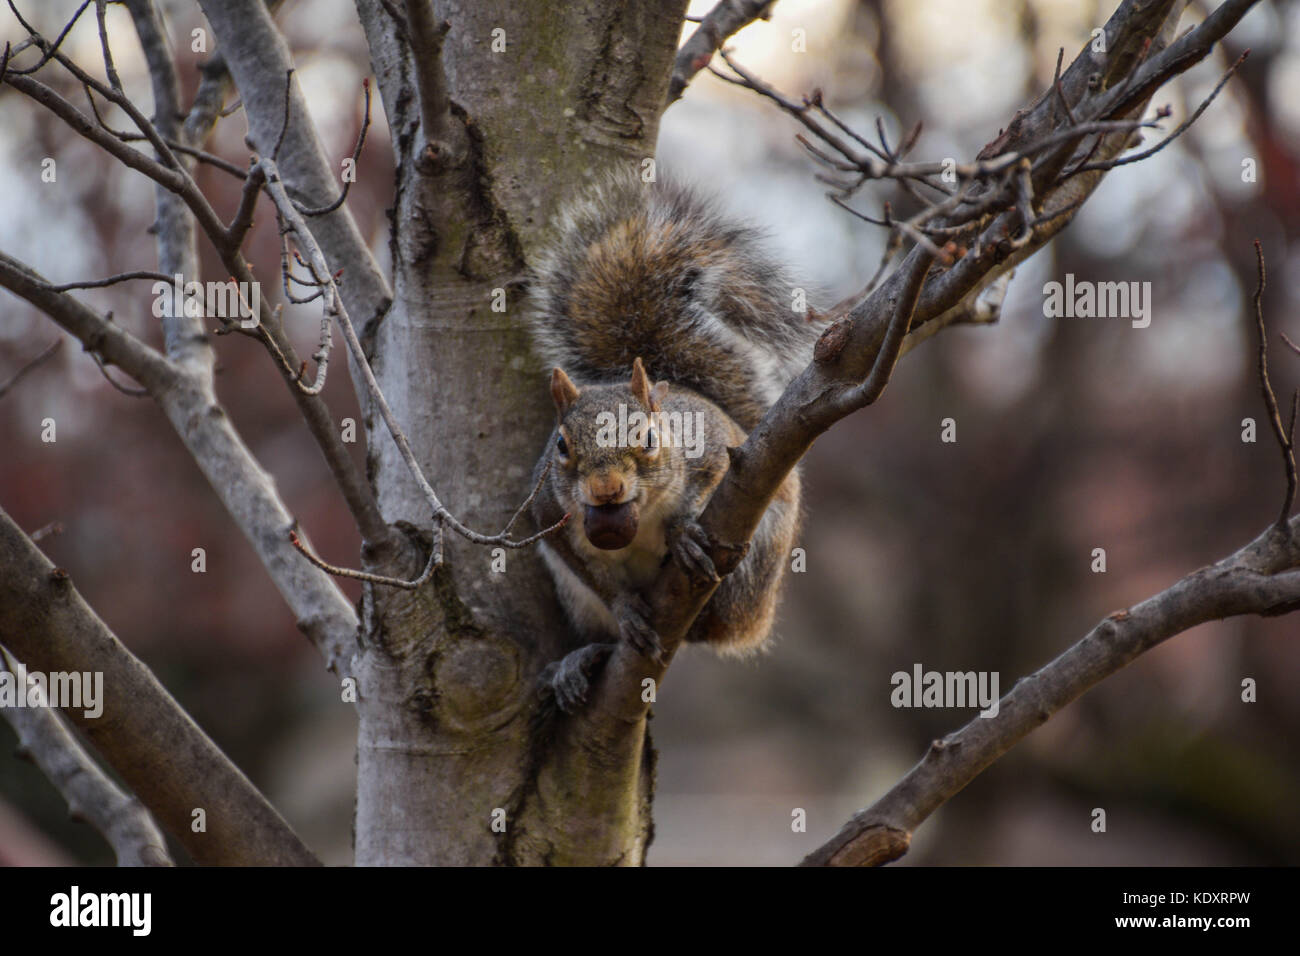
352, 0, 686, 866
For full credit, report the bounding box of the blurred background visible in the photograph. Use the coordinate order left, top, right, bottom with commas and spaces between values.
1, 0, 1297, 865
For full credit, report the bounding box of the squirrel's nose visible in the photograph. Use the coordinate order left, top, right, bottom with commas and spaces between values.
588, 474, 625, 504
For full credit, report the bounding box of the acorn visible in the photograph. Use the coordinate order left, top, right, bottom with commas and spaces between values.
583, 502, 639, 550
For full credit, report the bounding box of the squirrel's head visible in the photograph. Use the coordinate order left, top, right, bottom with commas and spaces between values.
548, 358, 673, 551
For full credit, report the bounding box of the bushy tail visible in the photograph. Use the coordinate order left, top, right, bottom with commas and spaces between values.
527, 170, 820, 431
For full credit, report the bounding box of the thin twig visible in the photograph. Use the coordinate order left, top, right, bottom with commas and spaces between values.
47, 270, 174, 292
1051, 47, 1076, 126
29, 520, 64, 543
3, 0, 94, 77
1251, 240, 1297, 529
667, 0, 776, 104
81, 80, 250, 178
1069, 51, 1247, 176
1280, 330, 1300, 358
226, 162, 266, 247
93, 0, 122, 94
90, 350, 149, 397
0, 338, 61, 398
289, 523, 439, 590
295, 79, 371, 217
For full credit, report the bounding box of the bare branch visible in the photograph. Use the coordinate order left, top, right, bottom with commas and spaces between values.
0, 338, 61, 399
295, 79, 371, 217
403, 1, 462, 163
120, 0, 214, 380
93, 0, 122, 94
801, 517, 1300, 866
828, 250, 932, 415
0, 253, 174, 394
0, 72, 231, 249
0, 645, 172, 866
289, 521, 440, 590
226, 161, 266, 247
1068, 50, 1246, 177
3, 0, 94, 78
3, 11, 392, 550
0, 508, 321, 866
1251, 240, 1297, 529
180, 1, 294, 148
90, 347, 150, 397
47, 270, 173, 292
0, 252, 362, 674
28, 521, 63, 543
899, 270, 1011, 358
82, 80, 250, 177
1280, 330, 1300, 359
267, 215, 333, 396
667, 0, 776, 104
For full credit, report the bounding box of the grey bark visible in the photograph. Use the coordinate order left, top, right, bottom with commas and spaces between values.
344, 0, 688, 865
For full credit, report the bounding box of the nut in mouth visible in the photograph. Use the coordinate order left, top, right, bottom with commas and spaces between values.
583, 501, 639, 550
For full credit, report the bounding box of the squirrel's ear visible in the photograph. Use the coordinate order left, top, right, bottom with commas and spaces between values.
650, 381, 669, 410
550, 368, 580, 413
629, 357, 653, 409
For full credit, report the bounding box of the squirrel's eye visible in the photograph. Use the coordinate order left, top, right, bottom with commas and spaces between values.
646, 426, 658, 449
556, 434, 569, 457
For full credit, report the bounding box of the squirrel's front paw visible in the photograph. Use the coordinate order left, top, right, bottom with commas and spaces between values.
539, 642, 615, 713
670, 518, 720, 585
614, 594, 664, 663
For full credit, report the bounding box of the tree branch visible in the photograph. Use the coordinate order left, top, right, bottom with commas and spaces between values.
0, 645, 172, 866
402, 0, 463, 164
0, 508, 320, 866
801, 516, 1300, 866
667, 0, 776, 105
3, 10, 395, 552
195, 0, 393, 331
0, 337, 61, 399
0, 253, 361, 676
0, 252, 176, 394
1251, 240, 1297, 529
124, 0, 212, 378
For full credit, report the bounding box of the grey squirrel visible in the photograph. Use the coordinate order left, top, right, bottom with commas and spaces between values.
528, 170, 820, 712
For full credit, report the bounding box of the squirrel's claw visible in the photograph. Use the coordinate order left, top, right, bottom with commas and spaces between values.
555, 666, 588, 713
671, 519, 720, 585
541, 642, 615, 713
616, 594, 664, 663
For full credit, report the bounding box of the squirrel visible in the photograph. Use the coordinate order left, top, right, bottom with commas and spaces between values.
527, 170, 820, 712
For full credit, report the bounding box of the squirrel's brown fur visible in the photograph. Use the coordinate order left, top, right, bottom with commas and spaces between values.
527, 170, 817, 712
528, 171, 818, 431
